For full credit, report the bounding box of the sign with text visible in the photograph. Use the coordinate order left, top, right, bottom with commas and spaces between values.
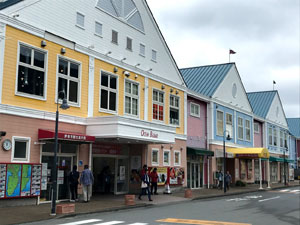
140, 129, 158, 139
92, 143, 121, 155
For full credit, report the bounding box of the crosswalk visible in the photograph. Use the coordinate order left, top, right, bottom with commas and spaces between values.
58, 220, 148, 225
278, 189, 300, 194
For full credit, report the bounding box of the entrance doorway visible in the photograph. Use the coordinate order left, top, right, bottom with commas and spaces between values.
187, 161, 203, 189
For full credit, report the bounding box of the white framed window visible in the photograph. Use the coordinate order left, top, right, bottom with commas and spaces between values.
170, 95, 180, 126
57, 57, 80, 105
151, 149, 159, 165
151, 49, 157, 62
174, 151, 181, 166
76, 12, 85, 28
254, 123, 259, 133
273, 128, 277, 146
112, 30, 118, 44
152, 89, 164, 121
126, 37, 132, 51
238, 117, 244, 140
216, 110, 224, 136
268, 127, 273, 146
284, 133, 288, 148
163, 150, 170, 166
125, 80, 139, 116
11, 136, 30, 162
95, 21, 103, 36
190, 103, 200, 117
245, 119, 251, 141
280, 131, 284, 147
139, 43, 145, 57
226, 113, 233, 138
16, 43, 47, 99
100, 71, 117, 112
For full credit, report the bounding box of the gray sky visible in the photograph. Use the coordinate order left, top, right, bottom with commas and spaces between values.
146, 0, 300, 119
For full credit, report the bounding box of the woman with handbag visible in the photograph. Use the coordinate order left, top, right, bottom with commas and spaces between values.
138, 165, 152, 201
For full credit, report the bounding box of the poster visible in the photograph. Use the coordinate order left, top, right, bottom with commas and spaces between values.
130, 156, 141, 170
57, 170, 64, 185
31, 165, 41, 196
41, 163, 48, 191
0, 164, 6, 198
6, 164, 21, 198
42, 163, 48, 176
156, 167, 167, 185
21, 164, 31, 196
169, 167, 184, 185
120, 166, 125, 181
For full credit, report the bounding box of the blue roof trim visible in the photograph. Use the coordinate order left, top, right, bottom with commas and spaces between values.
287, 118, 300, 138
180, 63, 234, 97
0, 0, 23, 10
247, 91, 276, 118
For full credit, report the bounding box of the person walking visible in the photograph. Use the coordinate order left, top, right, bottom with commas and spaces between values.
80, 165, 94, 202
225, 171, 232, 191
138, 165, 152, 201
218, 171, 223, 190
69, 165, 79, 202
150, 167, 158, 195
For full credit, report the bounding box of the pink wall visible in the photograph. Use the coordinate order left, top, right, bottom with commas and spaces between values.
187, 97, 207, 149
254, 121, 263, 147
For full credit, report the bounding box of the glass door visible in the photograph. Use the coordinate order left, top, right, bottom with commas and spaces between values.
57, 157, 72, 200
115, 158, 129, 194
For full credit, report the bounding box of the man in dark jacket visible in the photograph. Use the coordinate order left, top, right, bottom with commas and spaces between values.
138, 165, 152, 201
69, 165, 79, 202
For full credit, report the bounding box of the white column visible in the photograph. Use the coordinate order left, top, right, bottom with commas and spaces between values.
0, 24, 6, 104
87, 56, 95, 117
184, 92, 187, 136
259, 158, 263, 189
89, 144, 92, 170
207, 156, 210, 189
144, 78, 148, 121
267, 159, 271, 188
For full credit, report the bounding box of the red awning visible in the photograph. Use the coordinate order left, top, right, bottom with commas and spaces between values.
38, 129, 95, 143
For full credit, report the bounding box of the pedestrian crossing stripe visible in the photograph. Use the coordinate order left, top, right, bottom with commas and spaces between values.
280, 189, 290, 192
93, 222, 124, 225
59, 219, 102, 225
290, 190, 300, 193
59, 221, 148, 225
156, 218, 251, 225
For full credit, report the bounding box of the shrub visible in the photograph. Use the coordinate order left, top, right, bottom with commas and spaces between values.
235, 180, 246, 187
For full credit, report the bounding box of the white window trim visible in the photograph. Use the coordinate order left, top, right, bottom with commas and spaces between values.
245, 119, 251, 141
237, 117, 244, 140
11, 136, 31, 163
15, 41, 48, 101
99, 70, 119, 114
126, 36, 133, 51
124, 78, 140, 118
152, 88, 165, 123
151, 148, 159, 166
163, 149, 170, 166
75, 11, 85, 30
190, 102, 200, 118
254, 123, 260, 133
139, 43, 145, 57
151, 49, 157, 62
216, 110, 224, 136
273, 127, 278, 146
111, 29, 118, 45
280, 130, 284, 148
268, 127, 273, 146
94, 20, 103, 37
174, 150, 181, 166
169, 94, 180, 127
56, 55, 82, 108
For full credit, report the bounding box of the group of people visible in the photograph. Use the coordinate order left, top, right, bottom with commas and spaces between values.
216, 170, 232, 190
138, 165, 159, 201
68, 165, 94, 202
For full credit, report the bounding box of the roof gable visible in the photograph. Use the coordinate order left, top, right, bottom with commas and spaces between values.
0, 0, 22, 10
287, 118, 300, 138
180, 63, 234, 97
247, 91, 276, 118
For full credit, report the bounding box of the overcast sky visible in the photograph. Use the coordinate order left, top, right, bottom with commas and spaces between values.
146, 0, 300, 119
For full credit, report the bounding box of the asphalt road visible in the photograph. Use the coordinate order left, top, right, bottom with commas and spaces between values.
22, 187, 300, 225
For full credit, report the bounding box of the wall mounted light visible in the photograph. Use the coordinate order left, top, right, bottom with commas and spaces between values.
105, 51, 112, 56
121, 57, 126, 62
135, 63, 140, 67
135, 74, 138, 79
180, 147, 183, 151
175, 90, 179, 95
170, 88, 173, 93
113, 67, 118, 73
123, 71, 130, 77
161, 144, 164, 148
41, 40, 47, 47
161, 85, 165, 90
61, 48, 66, 54
148, 68, 152, 72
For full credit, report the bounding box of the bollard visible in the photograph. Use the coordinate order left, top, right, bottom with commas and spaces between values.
125, 194, 135, 206
184, 189, 192, 198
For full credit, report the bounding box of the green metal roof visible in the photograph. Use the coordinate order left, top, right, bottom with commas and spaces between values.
187, 147, 214, 156
287, 118, 300, 138
180, 63, 234, 97
0, 0, 23, 10
247, 91, 276, 118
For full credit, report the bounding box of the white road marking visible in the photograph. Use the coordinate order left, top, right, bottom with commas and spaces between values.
226, 195, 262, 201
290, 190, 300, 193
59, 219, 102, 225
94, 222, 124, 225
279, 189, 290, 192
258, 196, 280, 202
127, 223, 148, 225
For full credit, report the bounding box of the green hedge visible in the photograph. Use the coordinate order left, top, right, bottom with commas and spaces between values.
235, 180, 246, 187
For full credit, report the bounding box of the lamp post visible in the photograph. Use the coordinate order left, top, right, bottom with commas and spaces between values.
51, 91, 69, 216
223, 130, 231, 193
284, 149, 287, 186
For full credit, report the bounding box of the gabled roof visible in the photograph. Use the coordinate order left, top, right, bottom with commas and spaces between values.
287, 118, 300, 138
0, 0, 22, 10
180, 63, 234, 97
247, 91, 276, 118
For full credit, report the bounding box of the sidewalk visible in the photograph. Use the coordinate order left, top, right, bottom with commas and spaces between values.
1, 181, 299, 225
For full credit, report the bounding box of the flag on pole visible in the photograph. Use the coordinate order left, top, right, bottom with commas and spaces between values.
273, 80, 276, 84
229, 49, 236, 54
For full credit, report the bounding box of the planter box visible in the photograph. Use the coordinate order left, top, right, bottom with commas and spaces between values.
56, 204, 75, 214
125, 195, 135, 206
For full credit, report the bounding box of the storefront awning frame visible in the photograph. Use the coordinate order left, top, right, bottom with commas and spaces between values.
187, 147, 214, 156
38, 129, 95, 143
227, 148, 270, 159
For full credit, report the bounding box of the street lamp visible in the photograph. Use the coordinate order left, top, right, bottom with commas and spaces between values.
223, 130, 231, 193
284, 149, 287, 186
51, 91, 69, 216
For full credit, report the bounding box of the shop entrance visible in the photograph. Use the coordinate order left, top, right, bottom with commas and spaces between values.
187, 161, 203, 189
93, 156, 129, 195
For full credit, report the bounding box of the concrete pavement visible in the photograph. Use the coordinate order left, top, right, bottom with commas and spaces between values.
1, 180, 299, 225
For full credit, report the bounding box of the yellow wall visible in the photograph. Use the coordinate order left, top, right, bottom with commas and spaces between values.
148, 79, 185, 135
2, 26, 89, 117
93, 60, 145, 120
